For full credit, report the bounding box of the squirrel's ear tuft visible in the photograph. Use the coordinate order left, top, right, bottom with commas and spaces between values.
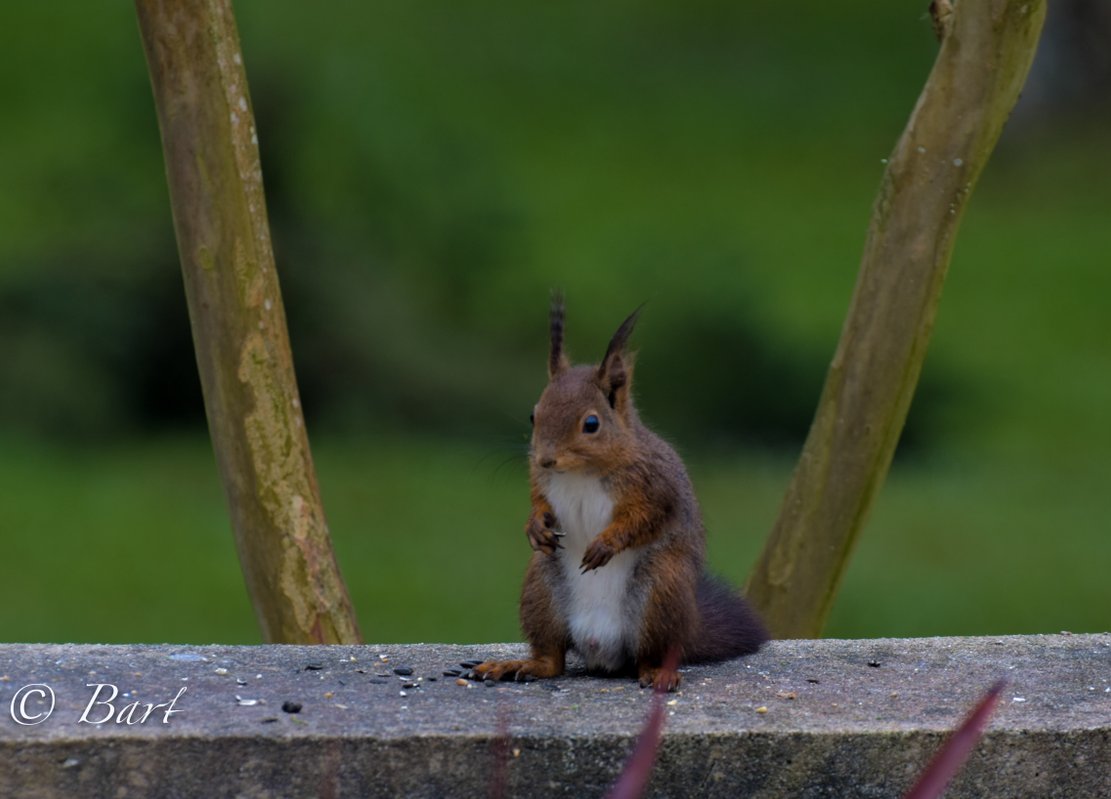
597, 304, 643, 410
549, 292, 570, 378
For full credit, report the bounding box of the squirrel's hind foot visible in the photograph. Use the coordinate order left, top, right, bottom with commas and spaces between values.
638, 663, 681, 692
473, 655, 564, 683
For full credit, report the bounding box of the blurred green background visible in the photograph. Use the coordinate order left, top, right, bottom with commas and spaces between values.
1, 2, 1108, 644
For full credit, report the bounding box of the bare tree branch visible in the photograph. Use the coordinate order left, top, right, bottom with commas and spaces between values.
746, 0, 1047, 638
135, 0, 362, 644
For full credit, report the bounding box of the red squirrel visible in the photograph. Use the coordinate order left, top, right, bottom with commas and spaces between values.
475, 299, 768, 691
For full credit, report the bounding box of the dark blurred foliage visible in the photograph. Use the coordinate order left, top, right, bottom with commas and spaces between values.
1021, 0, 1111, 118
0, 0, 1101, 453
0, 231, 960, 453
0, 246, 200, 440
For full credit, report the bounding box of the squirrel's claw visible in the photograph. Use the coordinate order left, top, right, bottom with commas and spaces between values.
580, 539, 616, 573
638, 665, 682, 693
526, 516, 563, 556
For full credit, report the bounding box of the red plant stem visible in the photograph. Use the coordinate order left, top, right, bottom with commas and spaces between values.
904, 679, 1006, 799
606, 647, 681, 799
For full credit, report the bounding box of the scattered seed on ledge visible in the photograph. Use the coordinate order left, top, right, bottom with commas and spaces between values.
304, 663, 325, 671
393, 667, 414, 676
484, 678, 496, 687
235, 696, 261, 707
867, 661, 881, 668
460, 660, 483, 668
443, 669, 462, 677
755, 706, 768, 714
368, 678, 388, 685
402, 682, 418, 689
455, 679, 469, 687
282, 701, 302, 714
214, 667, 228, 676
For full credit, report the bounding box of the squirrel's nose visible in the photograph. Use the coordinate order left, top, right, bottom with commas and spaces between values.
539, 457, 556, 469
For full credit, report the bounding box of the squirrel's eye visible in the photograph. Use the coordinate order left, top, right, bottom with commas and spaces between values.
582, 414, 600, 434
529, 411, 535, 426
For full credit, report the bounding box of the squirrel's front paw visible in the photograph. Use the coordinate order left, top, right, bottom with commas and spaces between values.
526, 511, 563, 556
580, 538, 616, 572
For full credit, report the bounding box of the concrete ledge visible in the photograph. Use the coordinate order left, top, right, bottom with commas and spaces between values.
1, 635, 1108, 797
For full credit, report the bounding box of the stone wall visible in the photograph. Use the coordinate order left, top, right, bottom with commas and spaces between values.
1, 635, 1108, 797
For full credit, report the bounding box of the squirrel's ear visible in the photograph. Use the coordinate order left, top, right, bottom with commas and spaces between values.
549, 293, 570, 378
597, 305, 643, 410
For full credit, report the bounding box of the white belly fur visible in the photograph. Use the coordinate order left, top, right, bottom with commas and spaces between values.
544, 471, 641, 672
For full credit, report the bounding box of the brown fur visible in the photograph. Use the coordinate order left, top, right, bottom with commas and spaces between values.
475, 301, 768, 691
548, 293, 570, 378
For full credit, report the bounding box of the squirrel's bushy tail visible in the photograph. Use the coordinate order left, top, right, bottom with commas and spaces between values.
687, 573, 770, 663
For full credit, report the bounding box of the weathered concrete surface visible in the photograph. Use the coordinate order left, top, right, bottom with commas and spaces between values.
0, 635, 1108, 798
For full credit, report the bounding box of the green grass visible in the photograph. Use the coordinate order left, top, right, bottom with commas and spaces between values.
0, 437, 253, 643
2, 433, 1106, 644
